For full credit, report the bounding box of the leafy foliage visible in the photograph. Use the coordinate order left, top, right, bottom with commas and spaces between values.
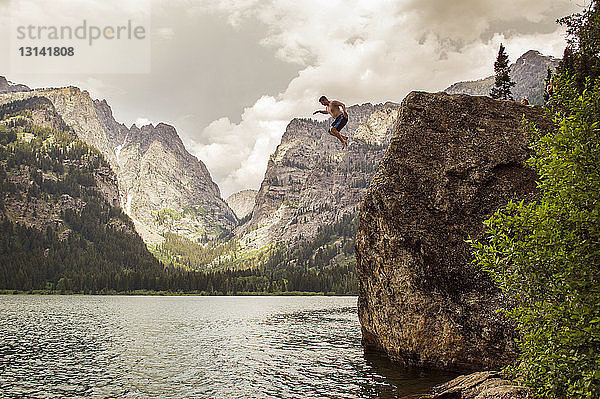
473, 5, 600, 397
557, 1, 600, 93
472, 65, 600, 399
544, 67, 554, 103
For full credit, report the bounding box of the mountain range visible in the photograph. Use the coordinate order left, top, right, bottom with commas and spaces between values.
235, 102, 399, 252
0, 49, 558, 275
0, 86, 237, 246
0, 96, 162, 291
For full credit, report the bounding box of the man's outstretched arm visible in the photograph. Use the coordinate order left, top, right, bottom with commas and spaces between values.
313, 110, 328, 115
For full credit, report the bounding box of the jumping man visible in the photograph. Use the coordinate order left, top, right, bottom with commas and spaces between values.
313, 96, 349, 149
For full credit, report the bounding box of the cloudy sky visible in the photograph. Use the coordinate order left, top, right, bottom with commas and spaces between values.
0, 0, 583, 197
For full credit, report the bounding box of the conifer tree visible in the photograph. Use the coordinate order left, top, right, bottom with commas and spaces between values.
490, 44, 515, 100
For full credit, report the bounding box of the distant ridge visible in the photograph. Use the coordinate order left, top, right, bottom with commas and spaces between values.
0, 77, 31, 93
445, 50, 560, 104
0, 80, 237, 244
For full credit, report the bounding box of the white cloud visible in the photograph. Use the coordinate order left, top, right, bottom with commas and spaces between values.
3, 0, 579, 197
134, 117, 153, 127
186, 0, 579, 197
190, 96, 291, 196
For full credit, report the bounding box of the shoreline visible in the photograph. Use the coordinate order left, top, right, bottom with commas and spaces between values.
0, 289, 355, 297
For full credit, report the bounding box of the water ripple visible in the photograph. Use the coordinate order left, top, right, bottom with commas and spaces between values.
0, 296, 457, 398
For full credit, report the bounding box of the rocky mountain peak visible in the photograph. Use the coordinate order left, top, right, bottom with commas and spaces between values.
140, 123, 186, 151
0, 82, 237, 244
236, 101, 400, 250
0, 76, 31, 93
226, 189, 258, 220
518, 49, 557, 63
522, 49, 541, 57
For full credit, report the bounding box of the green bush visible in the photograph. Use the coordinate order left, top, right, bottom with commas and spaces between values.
471, 75, 600, 398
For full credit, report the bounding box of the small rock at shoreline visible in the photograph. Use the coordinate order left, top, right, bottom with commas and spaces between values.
419, 371, 532, 399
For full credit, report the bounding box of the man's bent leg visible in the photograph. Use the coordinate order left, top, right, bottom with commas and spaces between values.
329, 127, 345, 143
329, 127, 348, 148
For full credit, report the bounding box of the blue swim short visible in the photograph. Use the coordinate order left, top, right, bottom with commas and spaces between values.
331, 114, 348, 131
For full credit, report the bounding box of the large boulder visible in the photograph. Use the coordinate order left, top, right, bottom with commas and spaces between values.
356, 91, 553, 370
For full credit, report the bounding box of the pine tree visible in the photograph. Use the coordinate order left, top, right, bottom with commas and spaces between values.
490, 44, 515, 100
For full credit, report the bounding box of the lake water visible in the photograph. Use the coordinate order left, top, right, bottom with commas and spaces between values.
0, 295, 457, 398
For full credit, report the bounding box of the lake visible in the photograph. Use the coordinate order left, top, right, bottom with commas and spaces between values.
0, 295, 456, 398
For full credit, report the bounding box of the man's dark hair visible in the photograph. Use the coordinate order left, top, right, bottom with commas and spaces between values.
319, 95, 328, 102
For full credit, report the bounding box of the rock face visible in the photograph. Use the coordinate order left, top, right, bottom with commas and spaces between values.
237, 102, 400, 250
0, 83, 237, 244
423, 371, 532, 399
445, 50, 559, 104
0, 96, 162, 289
356, 91, 553, 370
0, 97, 124, 235
226, 189, 257, 220
113, 122, 236, 242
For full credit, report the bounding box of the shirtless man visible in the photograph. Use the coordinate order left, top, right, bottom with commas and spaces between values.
313, 95, 349, 149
